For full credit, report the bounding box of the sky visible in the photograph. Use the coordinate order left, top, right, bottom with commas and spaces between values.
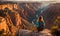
1, 0, 48, 1
0, 0, 60, 3
1, 0, 52, 1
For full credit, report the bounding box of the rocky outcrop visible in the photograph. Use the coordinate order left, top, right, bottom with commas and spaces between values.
16, 29, 52, 36
0, 16, 11, 36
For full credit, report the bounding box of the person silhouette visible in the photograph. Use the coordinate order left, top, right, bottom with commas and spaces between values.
35, 16, 45, 32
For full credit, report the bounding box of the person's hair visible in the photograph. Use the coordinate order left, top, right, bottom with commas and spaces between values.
38, 16, 43, 22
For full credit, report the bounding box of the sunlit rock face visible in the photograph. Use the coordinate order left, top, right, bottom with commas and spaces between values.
0, 4, 21, 36
0, 17, 7, 31
0, 3, 22, 27
0, 17, 10, 34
